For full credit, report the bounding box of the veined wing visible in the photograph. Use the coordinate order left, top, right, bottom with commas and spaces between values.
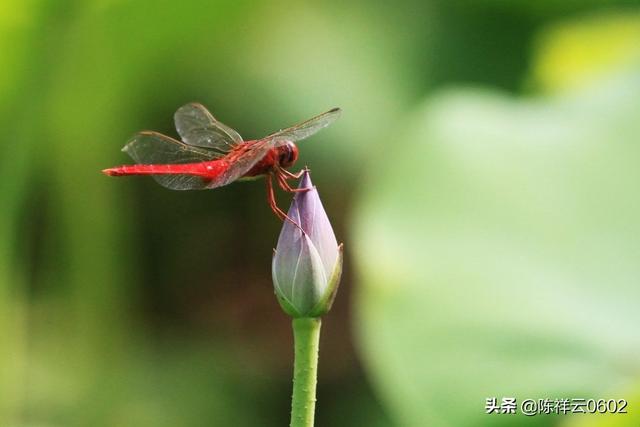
263, 107, 341, 143
174, 103, 243, 154
123, 131, 215, 163
211, 107, 343, 187
123, 131, 217, 190
193, 108, 344, 187
213, 139, 275, 187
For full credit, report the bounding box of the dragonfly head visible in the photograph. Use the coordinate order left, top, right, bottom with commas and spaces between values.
275, 140, 299, 168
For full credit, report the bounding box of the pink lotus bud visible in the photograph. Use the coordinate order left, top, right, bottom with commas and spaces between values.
272, 170, 343, 317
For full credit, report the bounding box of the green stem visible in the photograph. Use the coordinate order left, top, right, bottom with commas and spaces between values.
290, 317, 322, 427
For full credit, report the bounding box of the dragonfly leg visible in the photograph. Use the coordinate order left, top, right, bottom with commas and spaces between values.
280, 168, 306, 180
266, 174, 286, 219
277, 172, 300, 192
266, 174, 305, 231
276, 169, 311, 193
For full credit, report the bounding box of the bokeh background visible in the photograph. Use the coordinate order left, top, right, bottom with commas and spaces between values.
1, 1, 640, 426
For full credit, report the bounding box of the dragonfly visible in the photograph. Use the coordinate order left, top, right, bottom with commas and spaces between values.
103, 103, 341, 220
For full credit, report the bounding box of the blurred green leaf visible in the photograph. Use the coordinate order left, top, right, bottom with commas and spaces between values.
353, 73, 640, 426
531, 11, 640, 93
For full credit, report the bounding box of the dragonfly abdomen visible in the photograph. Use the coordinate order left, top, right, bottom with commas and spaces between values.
102, 160, 226, 178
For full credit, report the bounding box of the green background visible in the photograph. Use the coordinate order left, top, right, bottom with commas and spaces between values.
1, 1, 639, 426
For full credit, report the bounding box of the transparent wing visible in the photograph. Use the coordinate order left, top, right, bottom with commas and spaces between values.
123, 131, 217, 190
209, 107, 342, 188
212, 139, 276, 187
152, 174, 215, 191
264, 107, 341, 143
174, 103, 243, 154
123, 131, 215, 163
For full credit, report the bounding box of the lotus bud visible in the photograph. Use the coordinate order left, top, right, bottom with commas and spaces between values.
272, 170, 343, 318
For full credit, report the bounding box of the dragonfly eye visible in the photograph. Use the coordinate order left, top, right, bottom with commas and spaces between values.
278, 141, 298, 168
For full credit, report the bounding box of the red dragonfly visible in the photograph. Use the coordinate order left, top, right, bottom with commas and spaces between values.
103, 103, 341, 219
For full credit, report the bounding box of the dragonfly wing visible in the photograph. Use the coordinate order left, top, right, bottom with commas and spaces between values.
207, 140, 276, 188
209, 107, 342, 187
152, 174, 215, 191
123, 131, 217, 190
124, 131, 215, 163
174, 103, 243, 154
265, 107, 341, 143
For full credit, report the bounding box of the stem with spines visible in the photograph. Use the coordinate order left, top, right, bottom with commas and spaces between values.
290, 317, 321, 427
